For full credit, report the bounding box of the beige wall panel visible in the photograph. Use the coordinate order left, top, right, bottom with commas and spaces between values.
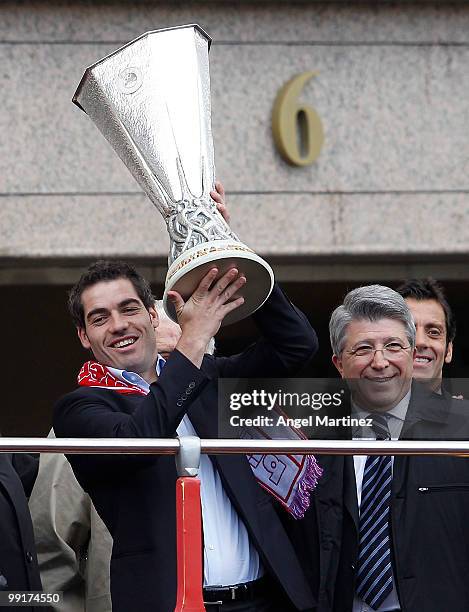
1, 193, 468, 260
1, 3, 468, 44
159, 192, 469, 256
0, 43, 133, 193
0, 194, 167, 257
211, 44, 469, 192
0, 43, 467, 194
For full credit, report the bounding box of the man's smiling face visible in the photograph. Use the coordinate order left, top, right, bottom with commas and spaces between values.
77, 278, 159, 383
333, 318, 414, 412
405, 298, 452, 384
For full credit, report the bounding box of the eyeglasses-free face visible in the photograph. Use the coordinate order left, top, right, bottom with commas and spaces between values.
405, 298, 453, 383
77, 278, 159, 384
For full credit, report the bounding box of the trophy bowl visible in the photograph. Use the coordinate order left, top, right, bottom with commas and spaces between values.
164, 240, 274, 325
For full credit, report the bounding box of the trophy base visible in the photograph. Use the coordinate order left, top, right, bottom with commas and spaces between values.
163, 240, 274, 327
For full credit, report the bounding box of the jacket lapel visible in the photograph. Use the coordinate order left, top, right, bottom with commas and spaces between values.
401, 382, 450, 438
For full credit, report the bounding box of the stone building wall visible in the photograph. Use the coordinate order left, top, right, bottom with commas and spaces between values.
0, 1, 468, 284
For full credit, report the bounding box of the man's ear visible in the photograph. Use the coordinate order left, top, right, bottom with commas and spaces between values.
77, 327, 91, 350
149, 306, 159, 331
332, 354, 344, 377
445, 341, 453, 364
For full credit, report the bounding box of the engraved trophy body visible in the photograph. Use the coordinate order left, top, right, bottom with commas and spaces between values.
73, 24, 274, 325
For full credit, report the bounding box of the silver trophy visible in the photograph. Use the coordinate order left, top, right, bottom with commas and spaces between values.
73, 24, 274, 325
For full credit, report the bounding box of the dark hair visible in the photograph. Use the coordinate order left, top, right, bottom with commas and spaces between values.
396, 278, 456, 343
68, 260, 155, 329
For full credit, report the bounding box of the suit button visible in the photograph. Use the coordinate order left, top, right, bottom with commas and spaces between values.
186, 388, 192, 395
26, 552, 33, 563
177, 400, 183, 407
189, 382, 196, 389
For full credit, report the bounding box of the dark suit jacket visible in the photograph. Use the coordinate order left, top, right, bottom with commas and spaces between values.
54, 285, 318, 612
0, 453, 42, 609
282, 383, 469, 612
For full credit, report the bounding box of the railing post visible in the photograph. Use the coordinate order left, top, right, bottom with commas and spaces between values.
174, 436, 205, 612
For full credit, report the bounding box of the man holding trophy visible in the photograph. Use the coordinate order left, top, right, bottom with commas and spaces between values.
54, 26, 319, 611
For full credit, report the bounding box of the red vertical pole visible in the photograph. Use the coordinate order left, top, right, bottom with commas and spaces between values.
174, 476, 205, 612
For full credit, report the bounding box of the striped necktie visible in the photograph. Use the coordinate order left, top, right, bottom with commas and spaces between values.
356, 413, 393, 610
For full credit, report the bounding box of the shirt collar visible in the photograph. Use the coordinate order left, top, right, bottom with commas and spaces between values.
114, 354, 166, 395
385, 389, 410, 422
353, 389, 411, 440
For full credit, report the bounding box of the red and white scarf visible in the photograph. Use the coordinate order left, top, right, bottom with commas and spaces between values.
241, 410, 323, 519
78, 360, 322, 518
78, 360, 151, 395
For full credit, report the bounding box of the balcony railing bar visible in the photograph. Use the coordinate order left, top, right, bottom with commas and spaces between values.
0, 438, 468, 456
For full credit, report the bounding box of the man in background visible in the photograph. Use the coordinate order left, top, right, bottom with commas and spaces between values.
396, 277, 455, 388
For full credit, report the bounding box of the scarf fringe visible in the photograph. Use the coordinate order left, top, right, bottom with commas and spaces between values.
288, 457, 323, 519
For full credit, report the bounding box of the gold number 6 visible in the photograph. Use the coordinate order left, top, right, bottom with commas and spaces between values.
272, 71, 324, 167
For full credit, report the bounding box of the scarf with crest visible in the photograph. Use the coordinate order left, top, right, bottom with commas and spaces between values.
78, 359, 322, 518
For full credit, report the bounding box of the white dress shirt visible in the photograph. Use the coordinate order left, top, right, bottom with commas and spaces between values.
352, 391, 410, 612
150, 355, 263, 587
177, 416, 263, 587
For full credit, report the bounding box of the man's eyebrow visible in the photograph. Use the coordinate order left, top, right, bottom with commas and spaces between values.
86, 307, 109, 321
86, 298, 143, 321
353, 336, 407, 345
118, 298, 142, 308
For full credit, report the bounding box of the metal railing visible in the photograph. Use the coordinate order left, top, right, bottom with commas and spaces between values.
1, 437, 469, 455
6, 436, 469, 611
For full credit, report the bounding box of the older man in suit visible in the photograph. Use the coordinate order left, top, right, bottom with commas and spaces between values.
284, 284, 469, 612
